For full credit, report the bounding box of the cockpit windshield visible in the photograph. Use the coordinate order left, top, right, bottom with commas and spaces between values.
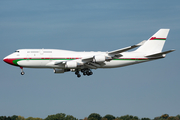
15, 50, 19, 53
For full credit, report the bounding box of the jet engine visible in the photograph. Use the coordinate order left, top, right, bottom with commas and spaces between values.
93, 55, 106, 62
54, 69, 70, 73
93, 55, 112, 62
54, 69, 65, 73
65, 61, 78, 68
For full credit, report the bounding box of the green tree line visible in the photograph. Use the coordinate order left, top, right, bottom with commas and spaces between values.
0, 113, 180, 120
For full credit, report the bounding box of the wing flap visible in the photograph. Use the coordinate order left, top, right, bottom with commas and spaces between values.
81, 56, 93, 62
54, 61, 66, 65
84, 64, 97, 69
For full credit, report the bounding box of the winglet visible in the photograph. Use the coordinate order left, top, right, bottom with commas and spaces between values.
136, 40, 147, 46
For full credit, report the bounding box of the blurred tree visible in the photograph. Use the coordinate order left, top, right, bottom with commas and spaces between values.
134, 116, 139, 120
26, 117, 43, 120
88, 118, 98, 120
88, 113, 102, 120
141, 118, 151, 120
6, 116, 11, 120
176, 115, 180, 120
1, 113, 180, 120
117, 115, 139, 120
26, 117, 34, 120
118, 115, 130, 120
154, 117, 160, 120
65, 115, 78, 120
168, 116, 176, 120
83, 117, 88, 120
45, 113, 77, 120
45, 113, 66, 120
101, 118, 108, 120
11, 115, 18, 120
103, 114, 115, 120
113, 119, 121, 120
161, 114, 169, 119
16, 116, 26, 120
0, 116, 5, 120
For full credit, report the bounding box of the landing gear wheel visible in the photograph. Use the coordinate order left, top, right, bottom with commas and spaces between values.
81, 68, 93, 76
77, 74, 81, 78
75, 70, 81, 78
21, 72, 25, 75
75, 71, 79, 75
86, 71, 90, 76
20, 67, 25, 75
89, 71, 93, 75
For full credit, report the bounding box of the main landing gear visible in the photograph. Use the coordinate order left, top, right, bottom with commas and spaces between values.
75, 71, 81, 78
20, 67, 25, 75
75, 68, 93, 78
81, 69, 93, 76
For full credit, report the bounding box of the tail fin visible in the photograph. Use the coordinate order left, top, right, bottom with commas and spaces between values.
135, 29, 170, 55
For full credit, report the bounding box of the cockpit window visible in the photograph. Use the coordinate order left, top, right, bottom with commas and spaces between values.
15, 51, 19, 53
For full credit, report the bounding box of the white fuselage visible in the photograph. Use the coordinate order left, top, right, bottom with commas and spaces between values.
4, 49, 149, 69
3, 29, 174, 77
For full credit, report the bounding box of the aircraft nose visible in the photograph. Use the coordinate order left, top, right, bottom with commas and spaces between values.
3, 57, 9, 63
3, 57, 15, 65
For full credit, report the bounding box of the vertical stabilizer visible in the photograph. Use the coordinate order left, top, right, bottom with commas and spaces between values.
135, 29, 170, 54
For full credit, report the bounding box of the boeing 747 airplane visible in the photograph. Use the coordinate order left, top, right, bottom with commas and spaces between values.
3, 29, 175, 77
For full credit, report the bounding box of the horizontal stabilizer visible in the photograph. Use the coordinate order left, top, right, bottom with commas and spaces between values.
145, 49, 175, 58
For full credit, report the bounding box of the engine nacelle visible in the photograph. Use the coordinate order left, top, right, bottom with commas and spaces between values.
93, 55, 112, 62
54, 69, 65, 73
54, 69, 70, 73
93, 55, 106, 62
65, 61, 77, 68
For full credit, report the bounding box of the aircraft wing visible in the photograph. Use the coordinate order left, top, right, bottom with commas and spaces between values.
108, 45, 138, 55
108, 40, 146, 56
54, 40, 147, 67
81, 56, 94, 62
54, 61, 66, 65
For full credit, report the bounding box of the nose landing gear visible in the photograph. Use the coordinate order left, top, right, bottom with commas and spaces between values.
20, 67, 25, 75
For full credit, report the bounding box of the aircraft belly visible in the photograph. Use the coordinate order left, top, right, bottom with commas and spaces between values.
102, 60, 137, 68
18, 60, 50, 68
45, 60, 65, 68
17, 60, 65, 68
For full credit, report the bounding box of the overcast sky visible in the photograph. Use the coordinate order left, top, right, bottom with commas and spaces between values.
0, 0, 180, 119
